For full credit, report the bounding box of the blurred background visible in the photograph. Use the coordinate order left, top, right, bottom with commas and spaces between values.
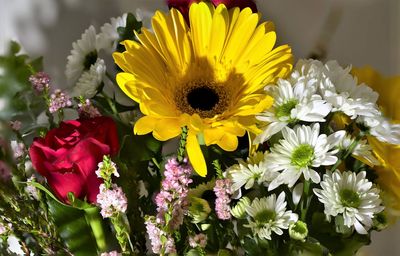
0, 0, 399, 254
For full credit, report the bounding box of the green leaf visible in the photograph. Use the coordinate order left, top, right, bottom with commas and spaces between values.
186, 249, 203, 256
116, 13, 142, 52
46, 195, 99, 256
119, 133, 162, 163
30, 182, 103, 255
10, 41, 21, 55
218, 249, 234, 256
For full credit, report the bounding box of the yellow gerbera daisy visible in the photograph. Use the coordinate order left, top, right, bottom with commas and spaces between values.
113, 3, 293, 176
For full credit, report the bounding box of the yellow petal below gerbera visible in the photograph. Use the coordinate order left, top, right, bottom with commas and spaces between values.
134, 116, 157, 135
187, 131, 207, 177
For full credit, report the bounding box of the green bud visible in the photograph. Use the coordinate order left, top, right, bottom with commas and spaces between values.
289, 220, 308, 241
200, 223, 211, 231
373, 212, 388, 231
189, 197, 211, 223
230, 197, 250, 219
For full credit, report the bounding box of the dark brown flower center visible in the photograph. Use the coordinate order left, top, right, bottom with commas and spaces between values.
187, 86, 219, 111
175, 80, 228, 118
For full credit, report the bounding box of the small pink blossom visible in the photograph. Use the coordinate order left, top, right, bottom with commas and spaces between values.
10, 140, 25, 159
48, 89, 72, 113
97, 184, 128, 218
189, 233, 207, 248
29, 71, 50, 93
154, 158, 193, 229
0, 161, 11, 182
214, 178, 233, 220
9, 120, 22, 131
78, 99, 101, 119
145, 218, 176, 254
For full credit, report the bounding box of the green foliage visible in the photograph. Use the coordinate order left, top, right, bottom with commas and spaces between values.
31, 182, 103, 256
116, 13, 143, 53
119, 133, 163, 164
0, 41, 44, 121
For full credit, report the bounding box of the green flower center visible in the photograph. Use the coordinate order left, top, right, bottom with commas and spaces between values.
340, 189, 361, 208
276, 99, 298, 119
291, 144, 314, 168
254, 209, 276, 223
83, 51, 98, 70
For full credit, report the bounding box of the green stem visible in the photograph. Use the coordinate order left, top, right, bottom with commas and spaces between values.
101, 92, 118, 115
300, 181, 311, 221
177, 126, 188, 163
330, 133, 363, 172
84, 207, 107, 252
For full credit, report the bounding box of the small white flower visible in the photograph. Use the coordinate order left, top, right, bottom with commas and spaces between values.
25, 176, 39, 200
255, 77, 331, 143
267, 123, 345, 190
66, 26, 99, 85
245, 192, 298, 240
358, 115, 400, 145
295, 59, 380, 119
313, 170, 384, 234
7, 235, 24, 255
338, 134, 380, 166
98, 13, 127, 53
73, 58, 106, 98
227, 152, 278, 192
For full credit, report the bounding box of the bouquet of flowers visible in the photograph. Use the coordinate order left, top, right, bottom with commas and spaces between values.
1, 0, 399, 255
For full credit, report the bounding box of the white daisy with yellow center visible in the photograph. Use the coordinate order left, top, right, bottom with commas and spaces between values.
267, 123, 345, 190
245, 192, 298, 240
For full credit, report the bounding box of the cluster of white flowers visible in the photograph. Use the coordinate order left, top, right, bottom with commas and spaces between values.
65, 14, 128, 98
225, 59, 396, 238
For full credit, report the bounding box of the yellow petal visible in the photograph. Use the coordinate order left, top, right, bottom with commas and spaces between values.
203, 128, 225, 146
134, 116, 157, 135
152, 118, 182, 141
116, 73, 139, 102
187, 131, 207, 177
189, 2, 213, 59
217, 133, 238, 151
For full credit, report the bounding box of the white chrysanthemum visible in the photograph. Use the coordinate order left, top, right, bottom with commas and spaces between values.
338, 134, 380, 166
97, 13, 127, 53
73, 58, 106, 98
227, 152, 278, 192
313, 170, 384, 234
295, 59, 380, 119
66, 26, 99, 85
357, 115, 400, 144
245, 192, 298, 240
255, 74, 331, 143
268, 123, 345, 190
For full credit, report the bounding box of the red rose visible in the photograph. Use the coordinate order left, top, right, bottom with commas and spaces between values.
29, 117, 119, 204
166, 0, 257, 22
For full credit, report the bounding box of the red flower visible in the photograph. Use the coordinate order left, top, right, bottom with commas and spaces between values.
210, 0, 257, 12
29, 117, 119, 204
167, 0, 257, 22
